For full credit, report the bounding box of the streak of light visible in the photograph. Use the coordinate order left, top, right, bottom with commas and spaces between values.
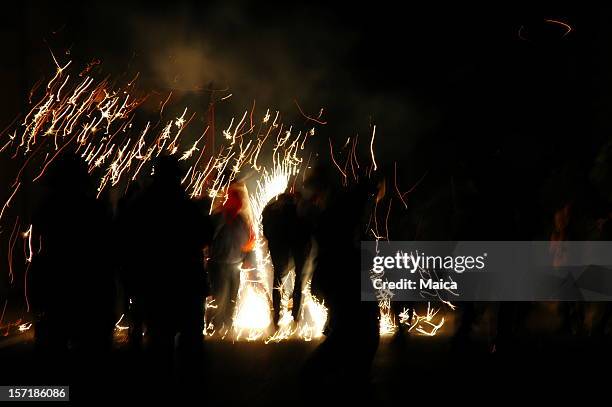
7, 218, 20, 285
293, 99, 327, 125
23, 224, 34, 263
399, 302, 446, 336
18, 323, 32, 332
0, 300, 6, 328
114, 314, 130, 331
394, 162, 408, 209
0, 183, 20, 224
400, 170, 428, 200
2, 54, 331, 343
544, 18, 573, 37
328, 138, 347, 180
370, 125, 377, 171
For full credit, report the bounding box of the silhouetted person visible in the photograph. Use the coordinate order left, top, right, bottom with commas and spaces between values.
262, 192, 311, 327
115, 181, 145, 349
208, 182, 255, 332
30, 155, 115, 371
305, 173, 380, 397
122, 156, 209, 383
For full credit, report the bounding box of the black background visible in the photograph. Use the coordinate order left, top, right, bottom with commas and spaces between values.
2, 3, 612, 241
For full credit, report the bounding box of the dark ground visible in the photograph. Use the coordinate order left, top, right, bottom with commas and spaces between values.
1, 328, 612, 403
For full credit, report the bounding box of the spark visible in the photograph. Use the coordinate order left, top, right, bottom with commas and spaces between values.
18, 322, 32, 332
399, 302, 446, 336
379, 299, 397, 336
23, 224, 33, 263
158, 91, 173, 119
394, 162, 408, 209
7, 217, 20, 285
0, 183, 20, 223
3, 54, 331, 342
114, 314, 130, 331
179, 130, 206, 161
545, 18, 573, 37
328, 138, 347, 180
384, 198, 392, 240
0, 301, 6, 328
370, 125, 377, 171
24, 261, 31, 312
293, 99, 327, 125
400, 170, 428, 200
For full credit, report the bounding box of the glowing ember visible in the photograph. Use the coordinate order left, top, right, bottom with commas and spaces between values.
114, 314, 129, 331
17, 322, 32, 332
379, 299, 397, 337
399, 302, 446, 336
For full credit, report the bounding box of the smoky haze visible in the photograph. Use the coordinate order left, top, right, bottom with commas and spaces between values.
0, 1, 441, 165
2, 2, 612, 240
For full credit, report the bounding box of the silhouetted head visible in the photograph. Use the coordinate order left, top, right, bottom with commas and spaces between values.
303, 165, 330, 193
274, 192, 295, 206
43, 154, 91, 194
153, 155, 183, 186
302, 164, 334, 208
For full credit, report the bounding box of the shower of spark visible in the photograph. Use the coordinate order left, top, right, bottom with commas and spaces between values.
1, 55, 327, 342
265, 276, 328, 343
4, 54, 448, 342
227, 128, 328, 341
379, 298, 397, 336
399, 302, 446, 336
328, 136, 451, 338
233, 273, 272, 342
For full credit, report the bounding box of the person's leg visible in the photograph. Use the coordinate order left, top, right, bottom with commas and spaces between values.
176, 292, 204, 384
178, 289, 204, 348
270, 247, 290, 327
209, 262, 230, 332
129, 295, 144, 349
291, 242, 309, 322
226, 263, 242, 328
142, 291, 175, 380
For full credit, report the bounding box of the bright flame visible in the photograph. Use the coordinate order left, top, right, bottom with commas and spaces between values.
233, 282, 272, 341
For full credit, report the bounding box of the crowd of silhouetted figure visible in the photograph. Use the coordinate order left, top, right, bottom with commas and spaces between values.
26, 153, 382, 397
25, 150, 612, 400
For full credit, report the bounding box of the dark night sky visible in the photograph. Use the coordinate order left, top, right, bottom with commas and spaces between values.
3, 4, 612, 393
2, 2, 612, 239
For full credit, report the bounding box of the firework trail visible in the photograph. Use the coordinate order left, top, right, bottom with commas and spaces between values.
0, 55, 326, 341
